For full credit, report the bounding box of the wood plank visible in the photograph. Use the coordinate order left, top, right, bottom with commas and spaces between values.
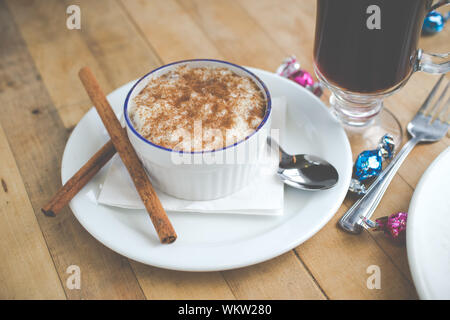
119, 0, 223, 62
223, 251, 326, 299
176, 0, 285, 71
8, 0, 236, 300
130, 262, 236, 300
0, 125, 66, 300
237, 0, 317, 72
0, 0, 145, 299
296, 205, 418, 299
6, 0, 112, 129
2, 0, 439, 299
65, 0, 162, 89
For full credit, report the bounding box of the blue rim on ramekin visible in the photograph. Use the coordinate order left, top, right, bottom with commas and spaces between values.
124, 59, 272, 154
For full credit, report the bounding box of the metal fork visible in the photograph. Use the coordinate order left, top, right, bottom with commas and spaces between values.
339, 75, 449, 234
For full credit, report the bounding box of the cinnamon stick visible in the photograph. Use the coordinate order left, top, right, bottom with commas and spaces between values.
41, 139, 116, 217
78, 67, 177, 244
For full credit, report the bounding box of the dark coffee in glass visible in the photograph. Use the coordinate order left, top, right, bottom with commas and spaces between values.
314, 0, 432, 94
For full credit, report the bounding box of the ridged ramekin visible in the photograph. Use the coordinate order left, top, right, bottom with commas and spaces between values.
124, 59, 272, 200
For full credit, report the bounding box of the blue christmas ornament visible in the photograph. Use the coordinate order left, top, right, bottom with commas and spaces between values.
354, 149, 383, 181
378, 134, 395, 159
349, 133, 397, 195
422, 11, 445, 35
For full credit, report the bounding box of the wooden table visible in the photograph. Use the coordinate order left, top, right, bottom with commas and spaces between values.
1, 0, 448, 300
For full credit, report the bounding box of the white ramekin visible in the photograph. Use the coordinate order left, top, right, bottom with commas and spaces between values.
124, 59, 272, 200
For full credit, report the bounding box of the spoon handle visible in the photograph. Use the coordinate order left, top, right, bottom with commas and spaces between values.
267, 136, 291, 164
338, 137, 419, 233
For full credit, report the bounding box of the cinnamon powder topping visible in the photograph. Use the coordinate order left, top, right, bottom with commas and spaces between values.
129, 65, 266, 151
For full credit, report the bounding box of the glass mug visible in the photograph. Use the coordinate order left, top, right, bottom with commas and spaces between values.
314, 0, 449, 151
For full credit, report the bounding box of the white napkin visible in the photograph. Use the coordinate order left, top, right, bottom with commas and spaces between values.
97, 97, 286, 215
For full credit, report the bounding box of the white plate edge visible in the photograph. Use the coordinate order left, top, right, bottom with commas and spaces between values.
407, 146, 450, 299
62, 67, 353, 271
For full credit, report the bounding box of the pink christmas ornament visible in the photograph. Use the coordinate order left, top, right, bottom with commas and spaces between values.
291, 70, 314, 87
363, 212, 408, 243
276, 55, 323, 97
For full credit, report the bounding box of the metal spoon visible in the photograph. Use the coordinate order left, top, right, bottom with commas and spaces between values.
267, 137, 339, 190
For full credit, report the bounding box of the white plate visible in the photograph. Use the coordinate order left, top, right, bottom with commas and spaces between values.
407, 147, 450, 299
62, 67, 352, 271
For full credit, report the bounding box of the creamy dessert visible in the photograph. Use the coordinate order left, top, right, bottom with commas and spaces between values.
129, 65, 266, 152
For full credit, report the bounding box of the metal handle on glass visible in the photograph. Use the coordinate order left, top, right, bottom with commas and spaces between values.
339, 137, 419, 233
417, 50, 450, 74
416, 1, 450, 74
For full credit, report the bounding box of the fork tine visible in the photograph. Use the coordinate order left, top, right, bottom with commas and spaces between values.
418, 74, 445, 115
429, 82, 449, 118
